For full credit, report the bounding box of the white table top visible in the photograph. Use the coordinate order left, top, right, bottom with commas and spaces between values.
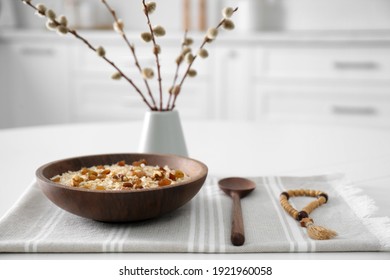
1, 119, 390, 259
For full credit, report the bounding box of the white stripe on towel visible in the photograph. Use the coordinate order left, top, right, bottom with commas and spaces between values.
262, 177, 295, 252
214, 178, 226, 253
111, 226, 128, 252
24, 209, 64, 252
102, 225, 127, 252
186, 196, 197, 252
197, 182, 206, 252
275, 176, 316, 252
268, 176, 310, 252
205, 180, 216, 252
102, 225, 120, 252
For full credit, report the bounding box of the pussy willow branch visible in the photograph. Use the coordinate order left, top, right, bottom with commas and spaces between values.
166, 30, 188, 111
142, 0, 164, 111
101, 0, 157, 110
23, 0, 154, 110
170, 7, 239, 110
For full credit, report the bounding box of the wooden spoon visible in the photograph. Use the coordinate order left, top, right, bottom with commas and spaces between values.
218, 177, 256, 246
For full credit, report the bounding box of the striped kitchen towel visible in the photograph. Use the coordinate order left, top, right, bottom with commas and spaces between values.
0, 174, 389, 253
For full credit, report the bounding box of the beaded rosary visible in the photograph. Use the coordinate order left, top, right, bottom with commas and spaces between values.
280, 189, 337, 240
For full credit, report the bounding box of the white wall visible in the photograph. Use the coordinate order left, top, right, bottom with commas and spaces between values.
9, 0, 222, 32
8, 0, 390, 32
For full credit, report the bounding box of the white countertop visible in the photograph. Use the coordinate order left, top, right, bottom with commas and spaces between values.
2, 28, 390, 44
1, 119, 390, 259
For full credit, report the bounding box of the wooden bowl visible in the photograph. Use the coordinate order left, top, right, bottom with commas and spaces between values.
35, 153, 208, 222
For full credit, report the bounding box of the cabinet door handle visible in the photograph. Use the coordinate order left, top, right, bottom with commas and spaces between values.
20, 48, 55, 56
332, 105, 377, 116
333, 61, 379, 71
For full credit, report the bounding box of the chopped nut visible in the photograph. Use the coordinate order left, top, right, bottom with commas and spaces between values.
134, 170, 146, 178
82, 183, 92, 189
153, 170, 164, 180
73, 175, 83, 182
169, 173, 176, 181
117, 160, 126, 166
132, 159, 147, 166
133, 178, 143, 189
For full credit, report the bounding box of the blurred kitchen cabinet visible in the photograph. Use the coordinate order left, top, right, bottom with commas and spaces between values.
69, 38, 214, 122
2, 30, 390, 128
5, 42, 70, 127
253, 42, 390, 127
255, 84, 390, 127
213, 45, 255, 120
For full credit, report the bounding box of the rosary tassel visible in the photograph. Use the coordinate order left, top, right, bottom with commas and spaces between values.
280, 191, 337, 240
301, 218, 337, 240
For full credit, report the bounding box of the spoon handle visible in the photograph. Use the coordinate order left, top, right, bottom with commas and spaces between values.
231, 191, 245, 246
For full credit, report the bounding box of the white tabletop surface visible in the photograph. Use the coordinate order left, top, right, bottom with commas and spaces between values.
1, 119, 390, 259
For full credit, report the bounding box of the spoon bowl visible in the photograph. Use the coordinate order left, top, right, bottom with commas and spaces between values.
218, 177, 256, 246
219, 177, 256, 198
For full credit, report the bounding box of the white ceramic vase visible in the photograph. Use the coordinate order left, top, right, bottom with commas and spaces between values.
138, 110, 188, 157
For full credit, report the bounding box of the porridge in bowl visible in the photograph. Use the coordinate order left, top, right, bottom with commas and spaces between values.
37, 153, 207, 221
51, 159, 189, 191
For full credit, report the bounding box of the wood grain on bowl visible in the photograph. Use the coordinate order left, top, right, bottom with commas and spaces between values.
35, 153, 208, 222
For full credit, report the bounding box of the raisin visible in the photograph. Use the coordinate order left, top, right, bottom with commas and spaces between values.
122, 182, 133, 188
158, 178, 171, 187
